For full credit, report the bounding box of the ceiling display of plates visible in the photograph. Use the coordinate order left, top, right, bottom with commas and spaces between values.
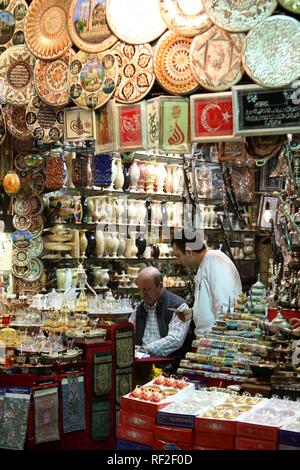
0, 0, 28, 55
190, 27, 245, 91
106, 0, 167, 45
154, 30, 199, 95
279, 0, 300, 13
25, 96, 64, 142
69, 50, 118, 109
3, 104, 31, 140
25, 257, 44, 282
159, 0, 212, 37
202, 0, 277, 32
243, 15, 300, 88
34, 50, 74, 108
68, 0, 117, 53
0, 45, 35, 105
24, 0, 72, 60
112, 42, 155, 103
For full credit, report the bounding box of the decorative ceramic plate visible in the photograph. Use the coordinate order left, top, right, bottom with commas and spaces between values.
202, 0, 277, 32
19, 172, 44, 197
29, 195, 44, 217
34, 50, 74, 108
15, 153, 44, 173
25, 258, 44, 282
29, 236, 43, 258
25, 96, 64, 143
0, 45, 36, 105
190, 27, 245, 91
159, 0, 212, 37
13, 214, 31, 231
0, 0, 28, 54
69, 50, 118, 110
4, 104, 31, 140
243, 16, 300, 88
279, 0, 300, 13
106, 0, 167, 45
154, 31, 199, 95
14, 139, 37, 154
24, 0, 72, 60
12, 263, 30, 278
28, 215, 44, 238
112, 42, 155, 103
68, 0, 117, 53
0, 106, 5, 144
13, 197, 32, 216
12, 230, 32, 249
12, 248, 31, 267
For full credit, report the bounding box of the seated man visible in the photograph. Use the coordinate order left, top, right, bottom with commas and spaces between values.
129, 267, 193, 368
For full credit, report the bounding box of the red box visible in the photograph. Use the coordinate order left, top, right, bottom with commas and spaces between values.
117, 423, 154, 447
195, 417, 236, 436
237, 422, 279, 443
154, 425, 194, 444
120, 396, 169, 418
119, 409, 155, 430
194, 432, 235, 450
193, 446, 222, 450
236, 437, 277, 450
153, 440, 192, 450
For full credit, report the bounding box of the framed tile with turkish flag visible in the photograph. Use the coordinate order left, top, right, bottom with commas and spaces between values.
116, 101, 147, 152
190, 92, 235, 142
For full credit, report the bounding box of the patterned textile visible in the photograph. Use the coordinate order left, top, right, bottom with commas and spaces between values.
34, 388, 60, 444
115, 367, 133, 405
93, 352, 112, 396
61, 376, 86, 434
116, 329, 134, 368
0, 388, 31, 450
91, 399, 110, 441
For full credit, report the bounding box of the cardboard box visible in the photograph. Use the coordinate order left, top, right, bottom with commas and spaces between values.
157, 410, 195, 429
236, 421, 279, 442
194, 432, 235, 450
119, 409, 155, 430
116, 439, 153, 450
235, 437, 277, 450
154, 425, 194, 444
117, 423, 154, 447
195, 417, 236, 436
279, 429, 300, 448
153, 440, 192, 450
193, 446, 222, 450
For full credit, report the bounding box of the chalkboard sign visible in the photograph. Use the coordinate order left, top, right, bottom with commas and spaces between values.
232, 84, 300, 136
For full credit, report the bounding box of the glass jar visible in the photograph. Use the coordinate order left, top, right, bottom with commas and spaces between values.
44, 145, 67, 191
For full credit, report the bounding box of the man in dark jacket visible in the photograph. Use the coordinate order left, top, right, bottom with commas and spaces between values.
129, 267, 193, 366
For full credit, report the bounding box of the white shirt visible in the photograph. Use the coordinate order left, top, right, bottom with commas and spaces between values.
193, 249, 242, 337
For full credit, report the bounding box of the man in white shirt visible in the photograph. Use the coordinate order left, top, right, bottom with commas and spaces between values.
171, 230, 242, 337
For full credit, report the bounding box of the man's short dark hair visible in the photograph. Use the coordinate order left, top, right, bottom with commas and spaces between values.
171, 229, 206, 254
153, 271, 163, 286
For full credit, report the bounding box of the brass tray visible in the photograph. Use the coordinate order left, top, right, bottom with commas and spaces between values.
112, 42, 155, 103
154, 30, 199, 95
159, 0, 212, 37
25, 95, 64, 143
24, 0, 72, 60
106, 0, 166, 45
0, 0, 28, 55
3, 104, 31, 140
68, 0, 117, 53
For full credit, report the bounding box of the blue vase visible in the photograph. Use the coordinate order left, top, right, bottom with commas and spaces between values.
91, 154, 112, 187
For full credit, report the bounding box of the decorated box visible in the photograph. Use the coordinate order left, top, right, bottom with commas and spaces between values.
115, 101, 147, 151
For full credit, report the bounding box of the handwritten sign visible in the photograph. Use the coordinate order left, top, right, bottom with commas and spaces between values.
232, 84, 300, 136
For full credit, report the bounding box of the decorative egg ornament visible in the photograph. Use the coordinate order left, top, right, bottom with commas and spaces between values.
3, 171, 21, 195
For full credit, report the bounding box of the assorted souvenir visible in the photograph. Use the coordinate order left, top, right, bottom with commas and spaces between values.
0, 0, 28, 54
25, 96, 64, 143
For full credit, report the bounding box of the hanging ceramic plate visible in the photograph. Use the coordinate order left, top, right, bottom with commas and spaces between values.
13, 214, 31, 231
68, 0, 117, 53
0, 45, 35, 105
243, 16, 300, 88
13, 197, 32, 216
29, 236, 43, 258
202, 0, 277, 33
25, 258, 44, 282
14, 139, 37, 154
0, 0, 28, 55
159, 0, 212, 37
69, 50, 118, 110
29, 195, 44, 217
12, 248, 31, 267
24, 0, 72, 60
19, 172, 44, 197
12, 263, 30, 278
15, 153, 44, 173
25, 96, 64, 143
278, 0, 300, 13
28, 215, 44, 238
190, 27, 245, 91
0, 106, 6, 144
112, 42, 155, 103
106, 0, 167, 45
34, 50, 74, 108
3, 104, 31, 140
154, 31, 199, 95
12, 230, 32, 249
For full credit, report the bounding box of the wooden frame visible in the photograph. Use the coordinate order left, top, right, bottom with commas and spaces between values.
190, 92, 235, 143
95, 99, 117, 153
116, 101, 147, 152
259, 156, 284, 192
64, 107, 96, 142
232, 84, 300, 137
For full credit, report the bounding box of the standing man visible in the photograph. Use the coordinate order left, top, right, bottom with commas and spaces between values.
171, 229, 242, 337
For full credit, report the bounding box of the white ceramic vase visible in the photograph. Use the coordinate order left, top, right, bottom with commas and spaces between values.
164, 165, 173, 194
111, 231, 120, 257
104, 232, 114, 257
79, 230, 88, 257
114, 158, 124, 190
129, 161, 140, 192
95, 229, 105, 258
155, 162, 167, 193
172, 165, 180, 195
117, 233, 126, 257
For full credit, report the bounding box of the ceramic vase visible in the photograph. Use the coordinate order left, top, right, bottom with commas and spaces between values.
99, 268, 110, 287
166, 202, 174, 226
65, 151, 75, 189
118, 233, 126, 257
111, 231, 120, 257
92, 197, 101, 222
98, 197, 108, 223
137, 162, 147, 192
209, 205, 216, 228
145, 163, 156, 193
136, 234, 147, 258
114, 158, 124, 190
79, 230, 88, 257
116, 198, 126, 224
127, 199, 137, 225
177, 166, 185, 195
164, 165, 173, 194
72, 229, 80, 259
106, 196, 114, 223
104, 232, 114, 257
137, 200, 147, 225
93, 267, 102, 289
95, 229, 105, 258
86, 231, 96, 257
125, 238, 134, 258
109, 157, 117, 190
155, 162, 167, 193
56, 268, 66, 291
129, 161, 140, 191
86, 197, 94, 223
172, 165, 180, 195
123, 165, 131, 192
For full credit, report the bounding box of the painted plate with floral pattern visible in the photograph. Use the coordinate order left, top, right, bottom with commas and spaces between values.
202, 0, 277, 32
29, 236, 43, 258
29, 195, 44, 217
112, 42, 155, 103
4, 104, 31, 140
24, 258, 44, 282
12, 263, 30, 278
24, 0, 72, 60
0, 45, 36, 105
13, 197, 32, 216
106, 0, 167, 45
0, 0, 28, 55
68, 0, 117, 53
12, 248, 31, 267
28, 215, 44, 239
19, 172, 44, 197
13, 214, 31, 231
25, 96, 64, 143
159, 0, 212, 37
154, 30, 199, 95
69, 50, 118, 110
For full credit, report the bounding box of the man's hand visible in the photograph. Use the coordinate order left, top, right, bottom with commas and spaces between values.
175, 306, 193, 322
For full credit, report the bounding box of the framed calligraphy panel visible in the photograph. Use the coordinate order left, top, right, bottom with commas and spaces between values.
116, 101, 147, 151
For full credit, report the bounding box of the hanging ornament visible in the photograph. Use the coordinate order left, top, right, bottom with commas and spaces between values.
3, 171, 20, 195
